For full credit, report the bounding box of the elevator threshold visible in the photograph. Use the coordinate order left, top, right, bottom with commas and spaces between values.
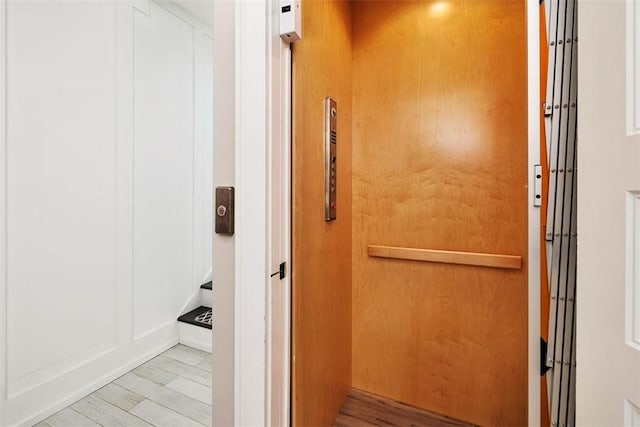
334, 389, 476, 427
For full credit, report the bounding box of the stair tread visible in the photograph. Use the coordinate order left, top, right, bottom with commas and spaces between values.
200, 281, 212, 290
178, 306, 212, 330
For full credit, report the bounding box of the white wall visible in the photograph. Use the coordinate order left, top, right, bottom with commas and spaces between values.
577, 0, 640, 425
0, 1, 213, 425
6, 2, 118, 403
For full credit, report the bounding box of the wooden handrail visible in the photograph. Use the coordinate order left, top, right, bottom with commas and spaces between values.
368, 245, 522, 270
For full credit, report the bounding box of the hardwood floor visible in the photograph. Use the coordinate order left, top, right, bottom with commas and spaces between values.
334, 389, 476, 427
35, 345, 211, 427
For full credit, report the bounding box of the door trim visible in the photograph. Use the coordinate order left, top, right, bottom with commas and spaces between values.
213, 0, 289, 425
527, 0, 542, 425
266, 21, 293, 427
212, 1, 237, 425
0, 1, 7, 423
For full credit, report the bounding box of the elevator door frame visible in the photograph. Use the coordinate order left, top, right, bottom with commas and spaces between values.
527, 1, 542, 424
287, 3, 541, 424
211, 0, 293, 425
209, 0, 542, 425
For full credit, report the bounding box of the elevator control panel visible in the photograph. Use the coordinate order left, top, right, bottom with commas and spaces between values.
325, 97, 337, 221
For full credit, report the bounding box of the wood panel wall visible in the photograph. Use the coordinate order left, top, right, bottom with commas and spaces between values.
351, 2, 528, 426
292, 0, 352, 425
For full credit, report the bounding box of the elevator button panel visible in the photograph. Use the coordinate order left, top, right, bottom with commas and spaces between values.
325, 97, 337, 221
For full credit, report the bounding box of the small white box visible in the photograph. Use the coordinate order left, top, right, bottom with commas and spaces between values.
280, 0, 301, 43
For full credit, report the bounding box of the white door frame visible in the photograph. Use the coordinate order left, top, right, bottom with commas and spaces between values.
214, 0, 541, 425
211, 1, 238, 425
0, 2, 7, 424
212, 0, 291, 425
527, 0, 541, 425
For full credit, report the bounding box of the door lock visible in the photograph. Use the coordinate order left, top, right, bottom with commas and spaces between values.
215, 186, 235, 235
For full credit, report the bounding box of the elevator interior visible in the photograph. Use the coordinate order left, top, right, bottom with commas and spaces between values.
292, 1, 529, 426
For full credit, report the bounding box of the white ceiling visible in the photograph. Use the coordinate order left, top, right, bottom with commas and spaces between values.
173, 0, 213, 28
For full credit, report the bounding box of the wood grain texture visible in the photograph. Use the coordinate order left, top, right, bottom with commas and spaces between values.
162, 344, 209, 366
132, 364, 179, 387
292, 0, 353, 425
93, 383, 145, 412
71, 395, 152, 427
368, 245, 522, 270
129, 399, 204, 427
351, 1, 528, 426
335, 389, 476, 427
115, 373, 211, 426
36, 408, 101, 427
143, 355, 211, 387
166, 377, 212, 404
131, 400, 202, 427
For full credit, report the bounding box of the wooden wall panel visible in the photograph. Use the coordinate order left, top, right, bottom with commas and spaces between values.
351, 2, 528, 426
292, 1, 352, 425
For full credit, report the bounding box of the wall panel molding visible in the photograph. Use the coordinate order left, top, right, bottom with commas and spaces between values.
7, 343, 117, 400
132, 0, 198, 340
627, 0, 640, 135
626, 399, 640, 426
1, 0, 8, 411
626, 191, 640, 351
115, 0, 135, 346
133, 0, 150, 16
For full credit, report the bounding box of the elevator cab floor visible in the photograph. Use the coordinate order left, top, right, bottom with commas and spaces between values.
334, 389, 476, 427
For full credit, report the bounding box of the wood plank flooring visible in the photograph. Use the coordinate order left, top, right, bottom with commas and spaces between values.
35, 345, 211, 427
37, 346, 478, 427
334, 389, 477, 427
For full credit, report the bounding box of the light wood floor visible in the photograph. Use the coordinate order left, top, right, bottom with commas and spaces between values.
35, 344, 211, 427
334, 389, 476, 427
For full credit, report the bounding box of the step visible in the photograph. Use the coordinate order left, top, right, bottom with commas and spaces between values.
178, 306, 212, 330
177, 306, 212, 353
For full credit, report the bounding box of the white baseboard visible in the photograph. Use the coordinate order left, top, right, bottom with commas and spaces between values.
6, 323, 179, 427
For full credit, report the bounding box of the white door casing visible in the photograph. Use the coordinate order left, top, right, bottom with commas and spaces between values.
577, 0, 640, 425
211, 0, 237, 424
267, 12, 292, 427
212, 0, 291, 424
528, 1, 542, 425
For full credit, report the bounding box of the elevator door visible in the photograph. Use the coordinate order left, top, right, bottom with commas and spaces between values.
351, 2, 528, 426
291, 1, 353, 426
